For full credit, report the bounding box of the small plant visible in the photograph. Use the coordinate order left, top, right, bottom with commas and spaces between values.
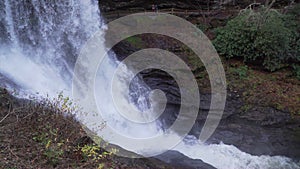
125, 36, 144, 48
229, 65, 249, 79
32, 124, 66, 167
196, 23, 209, 32
79, 143, 112, 162
236, 65, 248, 79
98, 163, 105, 169
241, 104, 252, 112
43, 145, 64, 166
56, 92, 77, 113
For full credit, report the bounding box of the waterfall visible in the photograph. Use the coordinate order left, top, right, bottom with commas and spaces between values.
0, 1, 299, 169
0, 0, 100, 96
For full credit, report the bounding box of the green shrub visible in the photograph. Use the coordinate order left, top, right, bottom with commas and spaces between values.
284, 4, 300, 64
213, 6, 298, 71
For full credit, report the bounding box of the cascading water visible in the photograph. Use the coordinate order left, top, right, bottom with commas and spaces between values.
0, 0, 299, 169
0, 0, 100, 96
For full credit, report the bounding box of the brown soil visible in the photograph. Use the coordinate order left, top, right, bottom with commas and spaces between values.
0, 89, 177, 169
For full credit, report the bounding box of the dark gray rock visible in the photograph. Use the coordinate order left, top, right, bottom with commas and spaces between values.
155, 150, 216, 169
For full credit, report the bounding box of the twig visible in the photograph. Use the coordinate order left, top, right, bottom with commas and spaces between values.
265, 0, 276, 13
0, 112, 10, 124
8, 146, 19, 160
0, 95, 15, 124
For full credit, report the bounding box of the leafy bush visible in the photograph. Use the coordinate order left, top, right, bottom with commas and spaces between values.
285, 4, 300, 76
213, 6, 299, 71
285, 4, 300, 58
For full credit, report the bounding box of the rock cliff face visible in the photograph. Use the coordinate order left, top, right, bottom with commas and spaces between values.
110, 34, 300, 160
98, 0, 294, 33
99, 0, 218, 12
99, 0, 292, 12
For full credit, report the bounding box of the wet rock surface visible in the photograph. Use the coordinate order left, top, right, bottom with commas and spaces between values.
138, 67, 300, 159
110, 34, 300, 164
155, 151, 216, 169
208, 100, 300, 158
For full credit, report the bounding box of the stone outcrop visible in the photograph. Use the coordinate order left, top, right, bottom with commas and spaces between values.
99, 0, 292, 12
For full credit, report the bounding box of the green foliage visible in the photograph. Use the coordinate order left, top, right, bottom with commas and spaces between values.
293, 64, 300, 80
284, 4, 300, 64
79, 143, 112, 162
43, 145, 64, 166
196, 23, 209, 32
241, 104, 252, 112
213, 6, 299, 71
229, 65, 249, 79
126, 36, 144, 48
32, 125, 65, 166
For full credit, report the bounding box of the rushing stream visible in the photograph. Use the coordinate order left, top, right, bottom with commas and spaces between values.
0, 0, 299, 168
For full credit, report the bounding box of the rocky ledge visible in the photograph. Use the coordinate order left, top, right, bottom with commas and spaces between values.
110, 33, 300, 160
